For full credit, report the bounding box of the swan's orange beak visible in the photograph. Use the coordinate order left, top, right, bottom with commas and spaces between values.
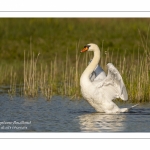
80, 46, 88, 53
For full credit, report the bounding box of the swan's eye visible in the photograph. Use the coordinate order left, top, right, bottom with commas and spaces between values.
84, 45, 91, 49
87, 45, 91, 48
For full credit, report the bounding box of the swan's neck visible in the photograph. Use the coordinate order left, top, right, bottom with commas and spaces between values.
80, 47, 100, 86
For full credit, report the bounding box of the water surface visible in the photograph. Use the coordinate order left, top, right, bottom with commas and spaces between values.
0, 94, 150, 132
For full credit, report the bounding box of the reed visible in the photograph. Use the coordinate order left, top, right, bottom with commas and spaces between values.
0, 41, 149, 102
23, 49, 40, 97
8, 67, 17, 99
0, 18, 150, 102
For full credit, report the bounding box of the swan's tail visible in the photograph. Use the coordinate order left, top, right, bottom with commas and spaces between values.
128, 104, 139, 110
120, 104, 139, 113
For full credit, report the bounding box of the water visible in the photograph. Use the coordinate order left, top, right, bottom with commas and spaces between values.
0, 94, 150, 132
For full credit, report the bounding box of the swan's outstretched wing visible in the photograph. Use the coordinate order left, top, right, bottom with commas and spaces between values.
93, 63, 128, 101
90, 64, 106, 82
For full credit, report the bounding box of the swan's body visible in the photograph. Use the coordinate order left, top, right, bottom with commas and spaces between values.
80, 43, 136, 113
89, 60, 106, 82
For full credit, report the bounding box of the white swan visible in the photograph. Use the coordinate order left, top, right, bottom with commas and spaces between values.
80, 43, 137, 113
89, 59, 106, 82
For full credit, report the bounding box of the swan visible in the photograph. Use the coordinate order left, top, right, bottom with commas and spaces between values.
80, 43, 137, 113
89, 59, 106, 82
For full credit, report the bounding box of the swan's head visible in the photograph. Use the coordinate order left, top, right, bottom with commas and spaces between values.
81, 43, 99, 52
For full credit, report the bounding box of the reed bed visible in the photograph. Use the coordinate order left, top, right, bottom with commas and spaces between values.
0, 42, 149, 103
0, 18, 150, 102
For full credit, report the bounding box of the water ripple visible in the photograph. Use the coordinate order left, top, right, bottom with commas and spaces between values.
0, 95, 150, 132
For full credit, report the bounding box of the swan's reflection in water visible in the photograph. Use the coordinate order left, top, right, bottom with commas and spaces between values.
78, 113, 127, 132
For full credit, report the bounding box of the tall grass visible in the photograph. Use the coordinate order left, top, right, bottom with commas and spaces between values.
1, 18, 150, 102
23, 50, 40, 97
0, 41, 149, 102
8, 67, 17, 98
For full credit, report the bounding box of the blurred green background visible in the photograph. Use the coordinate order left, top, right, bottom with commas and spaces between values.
0, 18, 150, 101
0, 18, 150, 64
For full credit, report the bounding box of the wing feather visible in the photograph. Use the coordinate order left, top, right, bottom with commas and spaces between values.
90, 64, 106, 82
92, 63, 128, 101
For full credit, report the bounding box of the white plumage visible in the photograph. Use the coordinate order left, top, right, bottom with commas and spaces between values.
80, 43, 137, 113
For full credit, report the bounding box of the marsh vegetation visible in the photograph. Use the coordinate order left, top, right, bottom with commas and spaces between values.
0, 18, 150, 102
